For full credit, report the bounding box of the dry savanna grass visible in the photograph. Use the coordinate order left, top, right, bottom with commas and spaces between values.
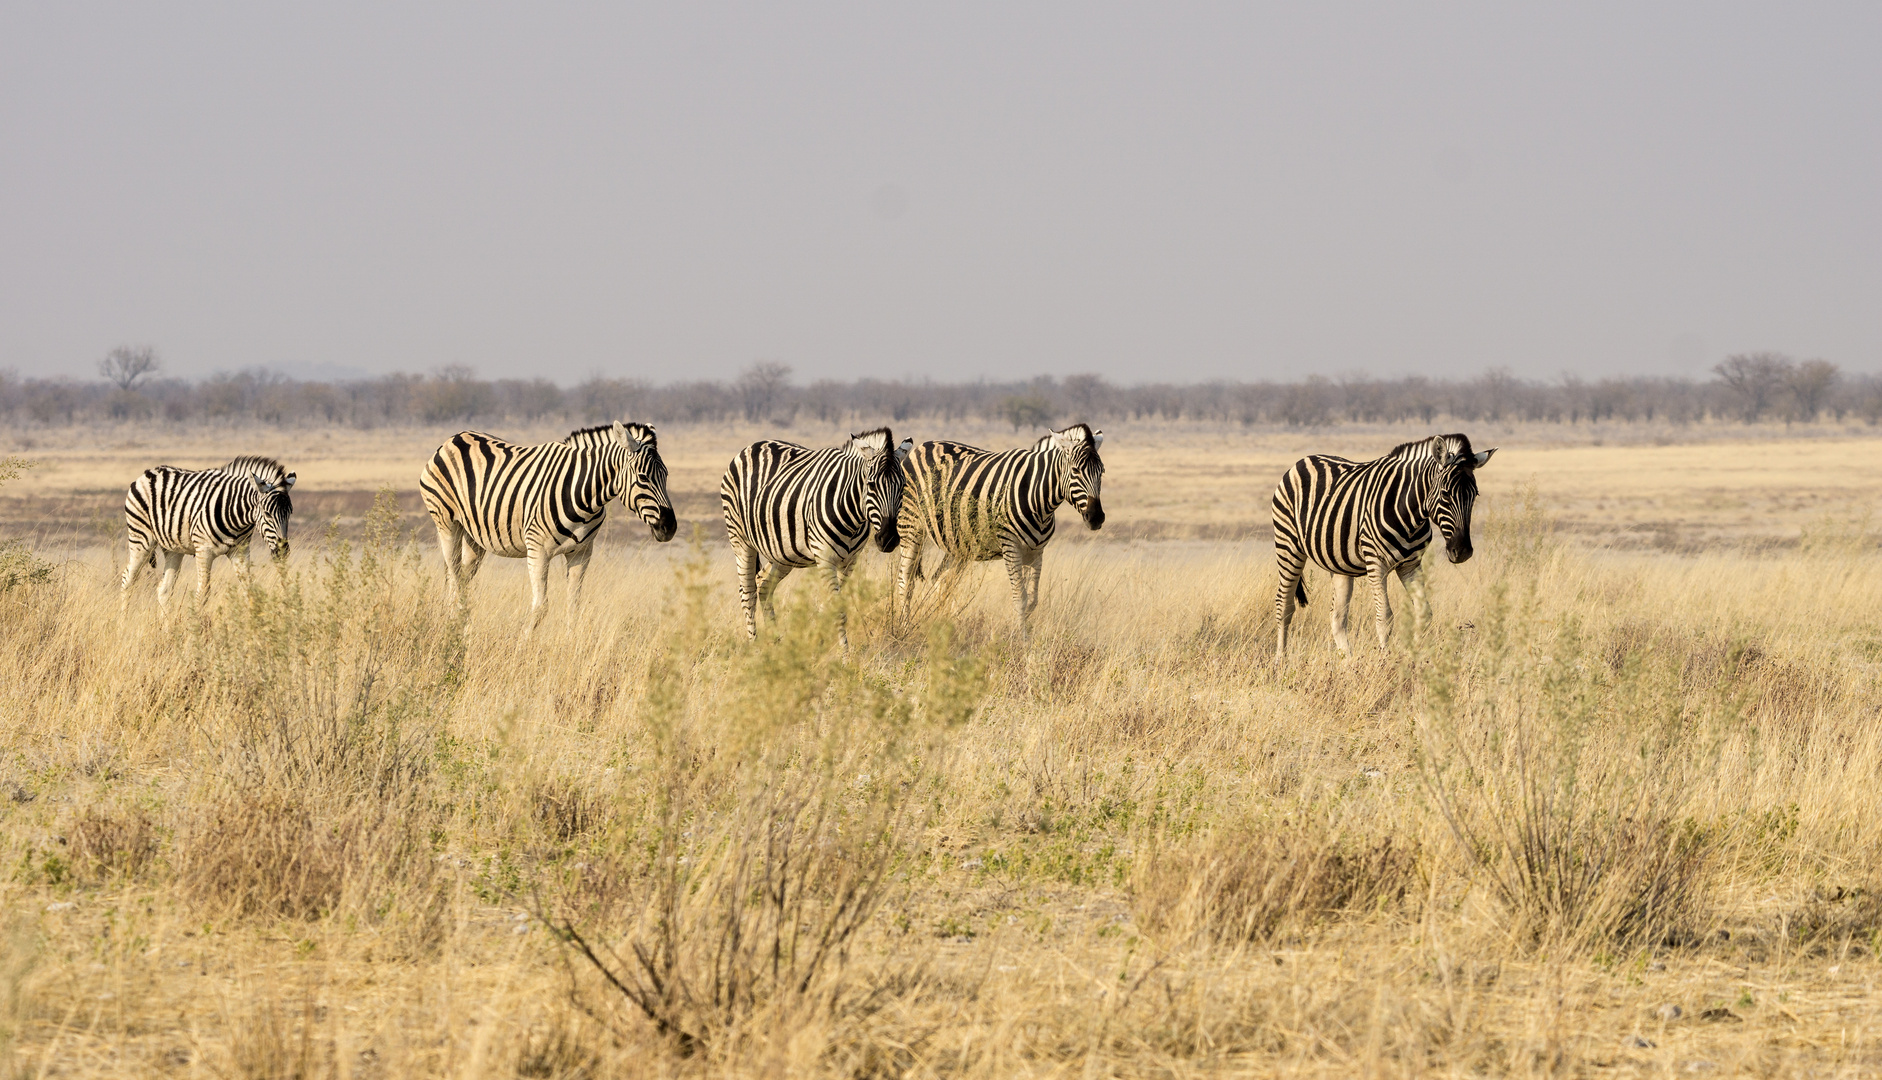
2, 420, 1881, 1078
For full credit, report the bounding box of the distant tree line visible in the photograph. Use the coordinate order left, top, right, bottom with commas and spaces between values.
4, 349, 1878, 430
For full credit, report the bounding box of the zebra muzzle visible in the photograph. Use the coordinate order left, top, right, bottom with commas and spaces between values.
652, 506, 678, 541
1084, 502, 1106, 530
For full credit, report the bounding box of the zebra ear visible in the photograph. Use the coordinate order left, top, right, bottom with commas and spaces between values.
1092, 430, 1104, 449
894, 438, 913, 463
610, 420, 634, 449
283, 472, 297, 488
1473, 448, 1496, 468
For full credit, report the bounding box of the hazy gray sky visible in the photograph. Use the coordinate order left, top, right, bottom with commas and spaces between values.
3, 3, 1877, 385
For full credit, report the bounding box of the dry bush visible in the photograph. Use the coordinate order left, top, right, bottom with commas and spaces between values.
1419, 580, 1721, 952
1781, 882, 1882, 959
553, 553, 986, 1061
513, 1009, 607, 1079
177, 791, 438, 929
222, 994, 328, 1080
530, 776, 604, 842
177, 793, 352, 921
1133, 822, 1418, 943
67, 803, 162, 884
198, 490, 458, 800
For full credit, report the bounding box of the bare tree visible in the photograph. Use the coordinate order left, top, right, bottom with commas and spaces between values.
1713, 352, 1793, 421
998, 395, 1052, 432
737, 362, 793, 423
99, 345, 160, 391
1785, 358, 1839, 421
1062, 374, 1108, 419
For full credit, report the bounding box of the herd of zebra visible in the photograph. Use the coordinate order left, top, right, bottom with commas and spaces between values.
117, 422, 1494, 657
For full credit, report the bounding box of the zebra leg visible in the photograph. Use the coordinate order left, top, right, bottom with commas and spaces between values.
121, 539, 152, 612
756, 563, 793, 633
1002, 543, 1029, 637
460, 535, 487, 583
433, 521, 465, 601
1395, 560, 1429, 640
564, 542, 595, 631
1021, 547, 1044, 619
824, 562, 850, 654
733, 541, 761, 639
155, 551, 184, 609
895, 528, 924, 619
194, 542, 219, 604
1328, 573, 1355, 657
1273, 552, 1308, 660
1368, 563, 1394, 650
523, 545, 553, 637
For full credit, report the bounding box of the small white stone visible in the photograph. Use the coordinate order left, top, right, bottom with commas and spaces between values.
511, 924, 530, 935
1656, 1003, 1683, 1022
511, 912, 529, 921
45, 901, 75, 913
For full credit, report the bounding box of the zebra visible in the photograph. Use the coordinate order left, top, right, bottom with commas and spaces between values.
719, 427, 913, 649
419, 421, 677, 632
1271, 433, 1495, 658
120, 455, 296, 610
893, 424, 1105, 635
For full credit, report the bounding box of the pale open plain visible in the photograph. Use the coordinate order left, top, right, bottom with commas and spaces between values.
3, 419, 1881, 1077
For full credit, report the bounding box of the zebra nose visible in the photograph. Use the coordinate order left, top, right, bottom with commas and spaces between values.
1085, 501, 1105, 530
653, 505, 677, 541
875, 521, 901, 553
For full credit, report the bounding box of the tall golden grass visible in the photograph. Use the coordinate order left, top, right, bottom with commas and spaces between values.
3, 462, 1882, 1076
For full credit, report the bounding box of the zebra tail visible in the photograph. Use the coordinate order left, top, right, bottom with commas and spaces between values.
1295, 579, 1308, 607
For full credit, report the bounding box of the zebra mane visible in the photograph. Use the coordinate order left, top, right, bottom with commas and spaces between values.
1035, 423, 1096, 451
1439, 433, 1476, 461
847, 427, 894, 457
218, 455, 290, 483
564, 422, 657, 448
1387, 435, 1475, 466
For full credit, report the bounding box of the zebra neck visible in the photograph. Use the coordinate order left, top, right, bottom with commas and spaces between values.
1034, 447, 1068, 511
584, 445, 633, 513
1408, 452, 1443, 516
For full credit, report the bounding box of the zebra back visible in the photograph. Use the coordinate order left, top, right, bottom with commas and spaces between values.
899, 423, 1106, 558
720, 427, 913, 568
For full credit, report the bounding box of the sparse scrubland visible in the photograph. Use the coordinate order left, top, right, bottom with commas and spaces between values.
3, 425, 1882, 1077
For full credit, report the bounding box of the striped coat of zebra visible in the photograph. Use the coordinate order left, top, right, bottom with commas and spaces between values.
419, 422, 676, 632
1271, 433, 1495, 658
120, 455, 296, 610
719, 428, 913, 648
894, 424, 1105, 634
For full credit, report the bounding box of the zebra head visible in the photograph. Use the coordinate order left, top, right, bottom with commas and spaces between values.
609, 421, 678, 542
1430, 435, 1496, 563
1050, 424, 1107, 530
850, 428, 914, 553
250, 469, 296, 559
